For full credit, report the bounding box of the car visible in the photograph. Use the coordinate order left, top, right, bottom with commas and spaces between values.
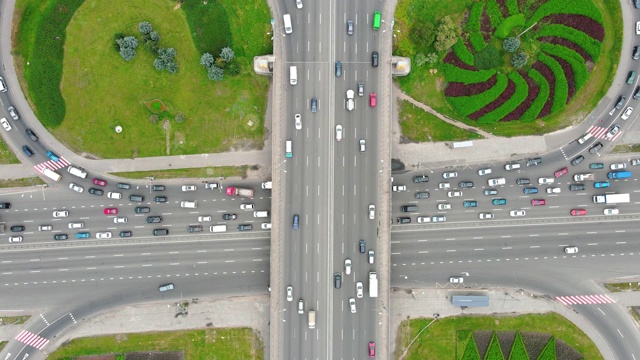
88, 188, 104, 196
0, 202, 11, 209
431, 215, 447, 222
335, 61, 342, 77
589, 163, 604, 169
439, 182, 450, 189
75, 232, 90, 239
349, 298, 356, 313
463, 201, 477, 208
416, 216, 431, 223
117, 182, 132, 190
594, 181, 610, 188
238, 224, 252, 231
604, 208, 619, 215
92, 178, 107, 187
347, 19, 354, 35
487, 178, 506, 187
334, 273, 342, 289
477, 168, 492, 176
356, 282, 364, 298
296, 0, 303, 9
151, 184, 166, 191
449, 276, 464, 284
415, 192, 430, 199
632, 159, 640, 166
310, 97, 318, 113
181, 185, 197, 192
69, 183, 84, 193
9, 236, 23, 243
546, 187, 561, 194
610, 163, 627, 170
442, 171, 457, 179
286, 286, 293, 301
135, 206, 151, 213
53, 210, 69, 218
68, 222, 84, 229
153, 229, 169, 236
368, 250, 374, 264
368, 204, 375, 219
158, 283, 175, 292
103, 208, 118, 215
261, 222, 272, 229
516, 178, 530, 185
0, 118, 11, 131
504, 163, 521, 171
569, 183, 585, 191
368, 342, 376, 358
570, 209, 587, 216
479, 213, 494, 220
637, 21, 640, 35
22, 145, 34, 157
222, 213, 237, 220
358, 82, 364, 96
153, 196, 167, 203
118, 231, 133, 238
0, 77, 6, 92
114, 216, 128, 224
564, 246, 579, 254
96, 232, 112, 239
344, 259, 352, 275
570, 155, 585, 166
448, 191, 462, 198
359, 239, 366, 253
335, 125, 343, 141
458, 181, 474, 188
492, 198, 507, 205
7, 106, 19, 120
369, 93, 377, 107
526, 157, 542, 166
392, 185, 407, 192
510, 210, 526, 217
240, 203, 254, 211
372, 51, 379, 67
54, 234, 69, 241
107, 192, 122, 199
397, 217, 411, 224
531, 199, 546, 206
298, 299, 304, 314
437, 203, 452, 210
198, 216, 212, 222
483, 189, 498, 196
622, 107, 634, 120
359, 139, 366, 153
294, 114, 302, 130
635, 86, 640, 99
554, 167, 569, 178
615, 95, 626, 109
606, 125, 620, 139
10, 225, 25, 232
589, 142, 603, 154
413, 175, 429, 183
146, 216, 163, 223
523, 187, 538, 194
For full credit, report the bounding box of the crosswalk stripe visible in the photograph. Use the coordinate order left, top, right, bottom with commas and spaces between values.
15, 330, 49, 350
33, 158, 70, 173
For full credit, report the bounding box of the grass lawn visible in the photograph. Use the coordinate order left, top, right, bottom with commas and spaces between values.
0, 140, 20, 164
611, 144, 640, 153
604, 281, 640, 292
111, 166, 248, 180
398, 100, 484, 142
0, 315, 31, 325
0, 178, 45, 188
47, 328, 262, 360
394, 313, 602, 360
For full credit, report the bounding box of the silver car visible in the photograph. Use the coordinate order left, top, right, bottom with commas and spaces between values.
349, 298, 356, 313
287, 286, 293, 301
347, 20, 354, 35
368, 204, 375, 219
69, 183, 84, 193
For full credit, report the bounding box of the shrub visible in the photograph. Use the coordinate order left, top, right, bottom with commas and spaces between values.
477, 71, 529, 123
535, 24, 602, 61
226, 62, 240, 76
138, 21, 152, 35
149, 31, 160, 42
536, 336, 557, 360
511, 51, 529, 68
200, 53, 215, 68
415, 53, 428, 66
509, 333, 529, 360
154, 47, 178, 73
447, 73, 508, 116
113, 32, 125, 51
539, 53, 568, 113
485, 0, 505, 29
474, 44, 502, 70
434, 16, 460, 52
175, 112, 185, 123
115, 36, 138, 61
466, 2, 483, 32
541, 43, 589, 90
220, 47, 235, 62
470, 32, 486, 52
506, 0, 520, 16
453, 39, 475, 65
443, 63, 496, 83
410, 21, 435, 49
207, 65, 224, 81
526, 0, 603, 27
521, 68, 549, 121
494, 14, 525, 39
426, 52, 438, 63
215, 57, 227, 69
503, 37, 521, 53
149, 114, 159, 124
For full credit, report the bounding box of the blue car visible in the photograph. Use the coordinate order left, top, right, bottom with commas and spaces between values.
492, 198, 507, 205
75, 232, 90, 239
594, 181, 610, 188
523, 187, 538, 194
463, 201, 478, 208
589, 163, 604, 170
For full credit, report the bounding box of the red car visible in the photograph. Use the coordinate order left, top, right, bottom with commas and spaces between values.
554, 167, 568, 178
570, 209, 587, 216
368, 341, 375, 358
92, 178, 108, 187
103, 208, 118, 215
369, 93, 376, 107
531, 199, 546, 206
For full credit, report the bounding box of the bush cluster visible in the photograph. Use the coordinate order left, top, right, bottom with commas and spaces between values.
138, 21, 178, 73
511, 51, 529, 68
494, 14, 525, 39
503, 37, 521, 53
539, 53, 568, 113
443, 63, 496, 83
535, 24, 601, 61
452, 40, 475, 65
521, 68, 549, 121
434, 16, 460, 52
541, 43, 589, 90
114, 34, 139, 61
448, 74, 508, 116
505, 0, 519, 16
200, 47, 237, 81
466, 2, 483, 32
477, 72, 529, 123
470, 32, 486, 52
485, 0, 505, 29
474, 45, 502, 70
526, 0, 603, 26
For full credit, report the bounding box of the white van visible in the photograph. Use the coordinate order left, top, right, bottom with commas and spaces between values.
286, 140, 292, 158
67, 166, 88, 179
487, 177, 506, 186
577, 132, 593, 144
42, 168, 62, 182
504, 163, 521, 171
290, 66, 297, 85
180, 201, 198, 208
253, 210, 270, 218
283, 14, 293, 34
209, 225, 227, 233
261, 181, 272, 189
308, 310, 316, 329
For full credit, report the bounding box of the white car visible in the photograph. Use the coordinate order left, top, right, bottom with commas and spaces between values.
478, 213, 494, 220
286, 286, 293, 301
442, 171, 458, 179
53, 210, 69, 218
510, 209, 526, 217
438, 182, 450, 189
96, 232, 112, 239
114, 217, 128, 224
610, 163, 627, 170
356, 282, 364, 298
437, 203, 452, 210
359, 139, 366, 153
392, 185, 407, 192
368, 204, 375, 220
38, 225, 53, 231
432, 215, 447, 222
9, 236, 23, 243
346, 90, 355, 111
107, 192, 122, 199
198, 216, 212, 222
261, 222, 272, 230
564, 246, 578, 254
477, 168, 492, 176
621, 107, 634, 120
182, 185, 197, 192
449, 276, 464, 284
69, 183, 84, 193
336, 125, 343, 141
504, 163, 521, 170
416, 216, 431, 223
447, 191, 462, 198
296, 0, 303, 9
298, 299, 304, 314
344, 259, 352, 275
295, 114, 302, 130
1, 118, 12, 131
604, 208, 619, 215
637, 21, 640, 35
538, 177, 554, 185
349, 298, 357, 313
546, 187, 561, 194
240, 203, 255, 210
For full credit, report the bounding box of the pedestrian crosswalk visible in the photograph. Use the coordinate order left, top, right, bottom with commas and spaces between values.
586, 126, 623, 141
14, 330, 49, 350
555, 294, 615, 306
34, 157, 70, 173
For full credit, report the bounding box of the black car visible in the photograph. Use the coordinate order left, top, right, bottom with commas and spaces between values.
415, 192, 430, 199
634, 86, 640, 100
10, 225, 25, 232
188, 225, 203, 233
153, 229, 169, 236
222, 213, 237, 220
135, 206, 151, 213
54, 234, 69, 241
238, 224, 252, 231
119, 231, 133, 238
151, 185, 166, 191
458, 181, 474, 189
359, 239, 366, 253
615, 95, 626, 110
146, 216, 163, 223
570, 155, 585, 166
25, 128, 39, 141
413, 175, 429, 183
526, 157, 542, 166
310, 97, 318, 113
129, 195, 144, 202
372, 51, 379, 67
154, 196, 168, 203
589, 142, 603, 154
397, 217, 411, 224
117, 183, 132, 190
569, 183, 586, 191
88, 188, 104, 196
516, 178, 530, 185
22, 145, 34, 157
0, 202, 11, 209
334, 273, 342, 289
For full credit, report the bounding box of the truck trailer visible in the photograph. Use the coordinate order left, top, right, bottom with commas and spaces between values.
225, 186, 255, 199
573, 173, 594, 181
592, 193, 630, 204
369, 272, 378, 298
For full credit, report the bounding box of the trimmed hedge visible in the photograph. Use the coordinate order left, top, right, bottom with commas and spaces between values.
477, 71, 529, 123
506, 0, 520, 16
521, 69, 549, 122
539, 53, 568, 113
526, 0, 603, 27
541, 43, 589, 91
494, 14, 525, 39
461, 334, 481, 360
537, 337, 557, 360
534, 24, 602, 61
470, 32, 487, 52
484, 333, 504, 360
453, 39, 475, 66
467, 2, 484, 32
448, 73, 508, 116
443, 63, 496, 83
485, 0, 505, 29
509, 332, 529, 359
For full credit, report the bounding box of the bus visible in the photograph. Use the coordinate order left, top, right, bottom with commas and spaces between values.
283, 14, 293, 34
372, 11, 381, 30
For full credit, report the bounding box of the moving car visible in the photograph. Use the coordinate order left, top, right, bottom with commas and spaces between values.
88, 188, 104, 196
146, 216, 163, 223
9, 236, 23, 243
287, 286, 293, 301
188, 225, 203, 233
298, 299, 304, 314
431, 215, 446, 222
442, 171, 457, 179
589, 163, 604, 169
570, 155, 585, 166
151, 184, 166, 191
222, 213, 237, 220
69, 183, 84, 193
369, 93, 376, 107
447, 191, 462, 198
523, 187, 538, 194
347, 20, 354, 35
181, 185, 197, 191
335, 61, 342, 77
416, 216, 431, 223
554, 167, 569, 178
439, 182, 450, 189
335, 125, 343, 141
504, 163, 520, 170
158, 283, 175, 292
0, 118, 11, 131
492, 198, 507, 205
96, 232, 112, 239
334, 273, 342, 289
368, 204, 375, 219
104, 208, 118, 215
356, 282, 364, 298
478, 213, 494, 220
135, 206, 151, 213
311, 97, 318, 113
238, 224, 252, 231
510, 209, 526, 217
463, 201, 477, 208
570, 209, 587, 216
240, 203, 254, 210
477, 168, 491, 176
349, 298, 356, 313
38, 225, 53, 231
198, 215, 213, 222
606, 125, 620, 139
368, 250, 375, 264
610, 163, 627, 170
344, 259, 352, 275
526, 157, 542, 166
483, 189, 498, 196
589, 142, 603, 154
295, 114, 302, 130
413, 175, 429, 183
368, 342, 376, 358
546, 187, 561, 194
119, 231, 133, 238
10, 225, 25, 232
359, 239, 366, 253
415, 192, 430, 199
621, 107, 634, 120
8, 106, 19, 120
54, 234, 69, 241
564, 246, 578, 254
153, 229, 169, 236
531, 199, 546, 206
604, 208, 619, 215
449, 276, 464, 284
437, 203, 452, 210
76, 232, 90, 239
359, 139, 366, 153
569, 183, 585, 191
92, 178, 107, 187
261, 223, 272, 229
594, 181, 610, 188
53, 210, 69, 218
397, 217, 411, 224
392, 185, 407, 192
26, 128, 38, 141
458, 181, 473, 188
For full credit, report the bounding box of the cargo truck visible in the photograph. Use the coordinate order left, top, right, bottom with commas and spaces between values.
608, 171, 632, 179
592, 193, 630, 204
225, 186, 254, 199
369, 271, 378, 298
573, 173, 594, 182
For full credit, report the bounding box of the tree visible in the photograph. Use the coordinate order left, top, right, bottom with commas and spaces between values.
207, 65, 224, 81
426, 52, 438, 63
144, 40, 159, 54
119, 47, 136, 61
474, 45, 502, 70
149, 31, 160, 42
503, 37, 521, 53
434, 16, 460, 52
226, 62, 240, 76
115, 36, 138, 61
414, 53, 428, 66
511, 51, 529, 68
153, 58, 166, 71
200, 53, 215, 68
410, 21, 435, 48
138, 21, 152, 35
166, 61, 178, 74
220, 47, 235, 62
